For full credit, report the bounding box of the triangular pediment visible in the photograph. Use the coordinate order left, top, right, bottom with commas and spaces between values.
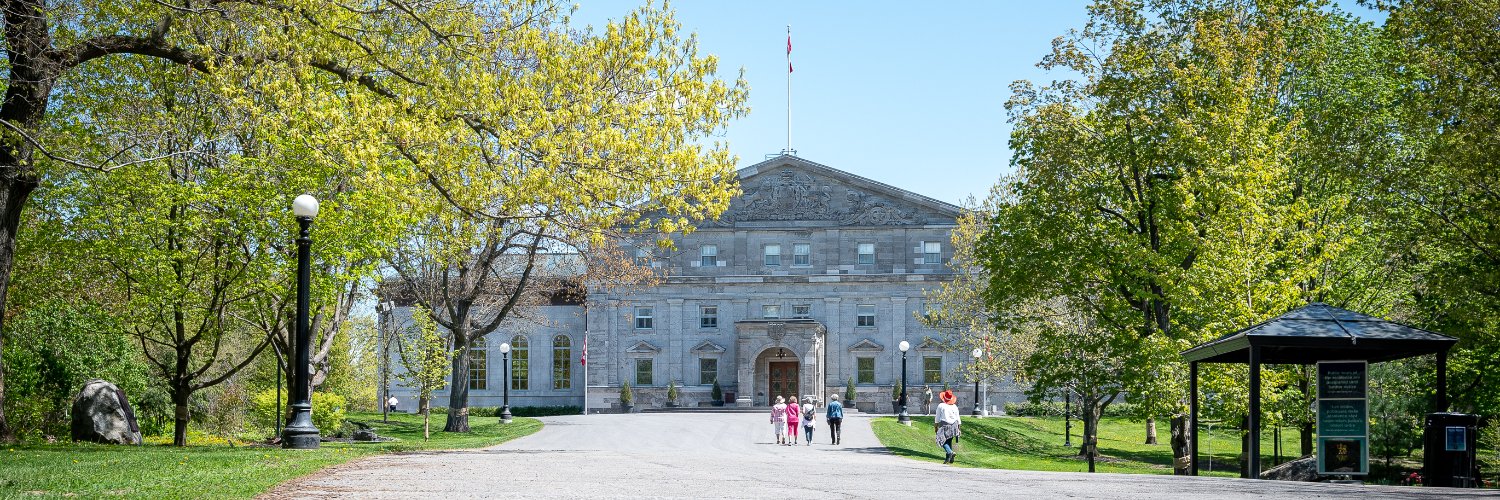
690, 340, 726, 354
847, 338, 885, 352
707, 155, 961, 228
916, 337, 945, 350
626, 340, 661, 354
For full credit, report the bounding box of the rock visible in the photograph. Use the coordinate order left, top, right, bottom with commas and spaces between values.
1260, 455, 1320, 482
70, 379, 142, 445
352, 429, 378, 441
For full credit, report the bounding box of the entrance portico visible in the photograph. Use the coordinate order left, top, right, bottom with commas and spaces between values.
735, 319, 825, 407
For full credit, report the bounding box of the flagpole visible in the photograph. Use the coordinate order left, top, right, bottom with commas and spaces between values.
582, 332, 588, 415
786, 24, 792, 155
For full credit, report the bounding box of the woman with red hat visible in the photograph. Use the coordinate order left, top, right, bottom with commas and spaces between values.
934, 389, 962, 464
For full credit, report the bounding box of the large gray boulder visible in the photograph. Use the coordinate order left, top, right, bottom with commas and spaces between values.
70, 379, 142, 445
1260, 455, 1320, 482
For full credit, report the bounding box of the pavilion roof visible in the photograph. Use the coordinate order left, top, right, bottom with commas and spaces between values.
1181, 303, 1457, 364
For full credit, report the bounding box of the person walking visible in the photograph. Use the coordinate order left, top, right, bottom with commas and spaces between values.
785, 397, 801, 446
826, 394, 844, 445
387, 396, 399, 413
934, 390, 962, 464
771, 396, 789, 445
802, 400, 817, 445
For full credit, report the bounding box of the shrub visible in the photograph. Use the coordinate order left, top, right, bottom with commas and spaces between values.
667, 381, 679, 402
844, 378, 857, 403
710, 380, 723, 402
1003, 400, 1137, 418
511, 406, 582, 417
250, 389, 347, 435
620, 382, 633, 406
891, 380, 903, 401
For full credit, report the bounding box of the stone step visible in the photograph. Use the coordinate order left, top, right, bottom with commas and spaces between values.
636, 406, 865, 414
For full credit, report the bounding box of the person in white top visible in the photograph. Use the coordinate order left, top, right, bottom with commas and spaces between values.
770, 396, 788, 445
933, 390, 962, 464
387, 396, 399, 413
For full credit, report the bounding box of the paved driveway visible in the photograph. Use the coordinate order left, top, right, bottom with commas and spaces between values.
265, 413, 1494, 499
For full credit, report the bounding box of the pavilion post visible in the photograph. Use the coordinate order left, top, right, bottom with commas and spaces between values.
1190, 361, 1199, 476
1247, 345, 1261, 479
1436, 350, 1448, 412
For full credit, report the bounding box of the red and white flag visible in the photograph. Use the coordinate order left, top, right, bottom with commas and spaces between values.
787, 31, 793, 73
580, 335, 588, 366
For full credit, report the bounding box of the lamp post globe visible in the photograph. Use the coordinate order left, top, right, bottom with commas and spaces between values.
498, 342, 513, 424
972, 348, 984, 417
283, 194, 320, 449
897, 340, 911, 426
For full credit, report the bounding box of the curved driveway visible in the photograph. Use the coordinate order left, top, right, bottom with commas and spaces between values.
266, 413, 1493, 499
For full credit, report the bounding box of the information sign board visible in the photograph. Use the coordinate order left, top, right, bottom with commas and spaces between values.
1317, 360, 1368, 476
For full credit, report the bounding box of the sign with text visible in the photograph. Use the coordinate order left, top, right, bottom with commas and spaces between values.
1318, 361, 1367, 399
1317, 360, 1368, 476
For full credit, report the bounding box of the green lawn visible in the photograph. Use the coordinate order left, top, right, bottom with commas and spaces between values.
0, 412, 542, 499
873, 416, 1301, 477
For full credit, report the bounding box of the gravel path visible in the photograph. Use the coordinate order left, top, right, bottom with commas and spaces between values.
263, 413, 1496, 499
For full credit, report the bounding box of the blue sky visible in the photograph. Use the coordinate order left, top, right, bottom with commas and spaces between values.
570, 2, 1382, 206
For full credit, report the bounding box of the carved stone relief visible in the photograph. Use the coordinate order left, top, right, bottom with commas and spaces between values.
710, 168, 924, 226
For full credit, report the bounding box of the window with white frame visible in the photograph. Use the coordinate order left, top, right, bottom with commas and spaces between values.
856, 304, 876, 327
857, 243, 875, 265
923, 241, 942, 264
552, 335, 571, 390
923, 356, 943, 384
510, 335, 529, 390
468, 343, 488, 390
700, 305, 718, 328
700, 245, 718, 266
762, 304, 781, 319
857, 357, 875, 384
764, 244, 781, 266
793, 243, 811, 266
634, 306, 654, 329
792, 304, 811, 319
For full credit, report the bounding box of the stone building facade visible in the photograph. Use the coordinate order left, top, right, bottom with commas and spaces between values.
384, 155, 1013, 413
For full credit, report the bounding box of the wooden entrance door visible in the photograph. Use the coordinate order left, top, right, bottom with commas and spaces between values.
769, 361, 799, 403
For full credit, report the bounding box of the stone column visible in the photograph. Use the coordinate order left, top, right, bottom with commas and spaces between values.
823, 297, 843, 397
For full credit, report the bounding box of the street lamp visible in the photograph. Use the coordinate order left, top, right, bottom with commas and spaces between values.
897, 340, 911, 426
971, 347, 983, 417
498, 342, 513, 424
283, 194, 320, 449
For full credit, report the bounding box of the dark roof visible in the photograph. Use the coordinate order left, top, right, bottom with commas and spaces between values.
1181, 303, 1457, 364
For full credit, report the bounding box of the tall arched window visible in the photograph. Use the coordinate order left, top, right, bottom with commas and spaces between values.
510, 335, 529, 391
553, 335, 572, 390
468, 338, 488, 390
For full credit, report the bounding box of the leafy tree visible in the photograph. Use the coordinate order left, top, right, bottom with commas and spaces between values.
395, 305, 451, 441
383, 4, 746, 433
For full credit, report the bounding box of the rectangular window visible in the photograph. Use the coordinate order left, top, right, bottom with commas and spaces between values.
857, 357, 875, 384
923, 356, 943, 384
792, 304, 811, 319
762, 304, 781, 319
700, 305, 718, 328
857, 243, 875, 265
699, 358, 718, 385
924, 241, 942, 264
793, 243, 811, 266
700, 245, 718, 266
634, 307, 654, 329
510, 338, 530, 391
636, 358, 654, 386
468, 347, 488, 390
857, 304, 876, 327
552, 337, 572, 390
764, 244, 781, 266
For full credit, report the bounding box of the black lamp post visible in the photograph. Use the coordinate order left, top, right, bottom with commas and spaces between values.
499, 342, 513, 424
283, 194, 321, 449
972, 347, 983, 417
897, 340, 911, 426
1064, 388, 1073, 448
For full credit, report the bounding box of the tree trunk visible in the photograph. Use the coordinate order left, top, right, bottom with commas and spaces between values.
444, 335, 471, 433
1300, 421, 1314, 456
1145, 416, 1158, 445
172, 384, 191, 447
1170, 414, 1192, 475
0, 177, 36, 442
1080, 403, 1102, 458
421, 399, 430, 440
1239, 415, 1251, 478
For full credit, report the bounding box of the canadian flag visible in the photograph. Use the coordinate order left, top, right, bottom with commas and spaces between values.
580, 335, 588, 366
787, 33, 793, 73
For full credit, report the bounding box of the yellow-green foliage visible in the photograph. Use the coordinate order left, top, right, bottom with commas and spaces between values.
251, 390, 348, 436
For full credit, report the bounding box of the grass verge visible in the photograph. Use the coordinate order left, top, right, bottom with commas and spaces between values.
0, 411, 542, 499
873, 415, 1296, 477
